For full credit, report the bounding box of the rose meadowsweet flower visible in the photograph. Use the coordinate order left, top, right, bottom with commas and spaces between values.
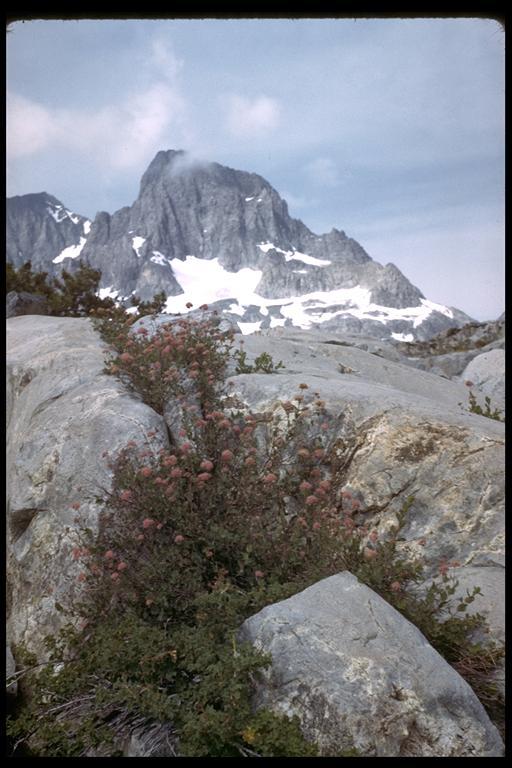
164, 454, 178, 466
299, 481, 313, 492
312, 521, 321, 530
117, 561, 128, 571
120, 352, 134, 362
142, 518, 155, 529
221, 449, 233, 463
244, 456, 256, 467
120, 490, 133, 502
104, 550, 115, 559
391, 581, 402, 592
197, 472, 212, 482
305, 495, 319, 506
200, 460, 214, 472
297, 448, 310, 459
170, 467, 184, 479
72, 547, 82, 560
140, 467, 152, 478
111, 572, 120, 582
254, 570, 265, 579
263, 473, 278, 484
363, 547, 377, 561
71, 502, 81, 510
174, 534, 185, 544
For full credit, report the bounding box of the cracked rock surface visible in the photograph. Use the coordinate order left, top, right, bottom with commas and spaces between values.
6, 315, 169, 657
239, 572, 504, 756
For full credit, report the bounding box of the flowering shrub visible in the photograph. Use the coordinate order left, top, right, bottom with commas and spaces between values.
101, 312, 235, 416
7, 317, 504, 755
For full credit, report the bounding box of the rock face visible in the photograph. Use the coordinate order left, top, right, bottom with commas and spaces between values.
239, 572, 503, 757
393, 316, 505, 378
6, 316, 169, 657
6, 193, 90, 276
6, 150, 473, 339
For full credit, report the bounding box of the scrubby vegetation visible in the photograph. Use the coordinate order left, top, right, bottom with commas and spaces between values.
6, 260, 117, 317
6, 282, 504, 755
466, 387, 504, 422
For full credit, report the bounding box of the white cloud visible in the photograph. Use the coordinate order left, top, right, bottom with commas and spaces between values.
7, 38, 190, 171
225, 94, 281, 138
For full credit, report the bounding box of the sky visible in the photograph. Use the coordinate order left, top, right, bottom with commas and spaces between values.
6, 17, 505, 321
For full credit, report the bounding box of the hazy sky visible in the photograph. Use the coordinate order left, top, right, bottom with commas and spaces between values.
7, 17, 504, 320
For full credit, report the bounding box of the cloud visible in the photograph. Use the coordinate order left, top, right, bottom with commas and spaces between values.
7, 38, 190, 171
225, 95, 281, 138
304, 157, 342, 187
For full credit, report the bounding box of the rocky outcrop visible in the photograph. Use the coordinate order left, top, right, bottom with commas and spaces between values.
394, 317, 505, 378
6, 316, 169, 658
239, 572, 503, 757
6, 316, 505, 756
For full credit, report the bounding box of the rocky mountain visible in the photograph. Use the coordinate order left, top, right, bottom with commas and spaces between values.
6, 150, 473, 339
6, 193, 91, 274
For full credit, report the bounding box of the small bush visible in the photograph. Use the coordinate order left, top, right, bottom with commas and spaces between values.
233, 346, 285, 374
466, 388, 504, 422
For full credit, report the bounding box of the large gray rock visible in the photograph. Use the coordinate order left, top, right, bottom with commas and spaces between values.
6, 316, 169, 659
460, 349, 505, 416
239, 572, 503, 757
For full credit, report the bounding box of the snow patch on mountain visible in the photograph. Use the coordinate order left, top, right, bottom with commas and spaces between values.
161, 253, 454, 334
132, 237, 146, 258
257, 242, 331, 266
150, 251, 171, 267
98, 286, 120, 300
46, 202, 82, 226
53, 236, 87, 264
165, 255, 263, 313
238, 321, 263, 335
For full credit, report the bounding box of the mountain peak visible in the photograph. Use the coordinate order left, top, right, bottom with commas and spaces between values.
7, 150, 472, 340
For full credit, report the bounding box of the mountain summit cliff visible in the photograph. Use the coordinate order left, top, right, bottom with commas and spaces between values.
6, 150, 472, 339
